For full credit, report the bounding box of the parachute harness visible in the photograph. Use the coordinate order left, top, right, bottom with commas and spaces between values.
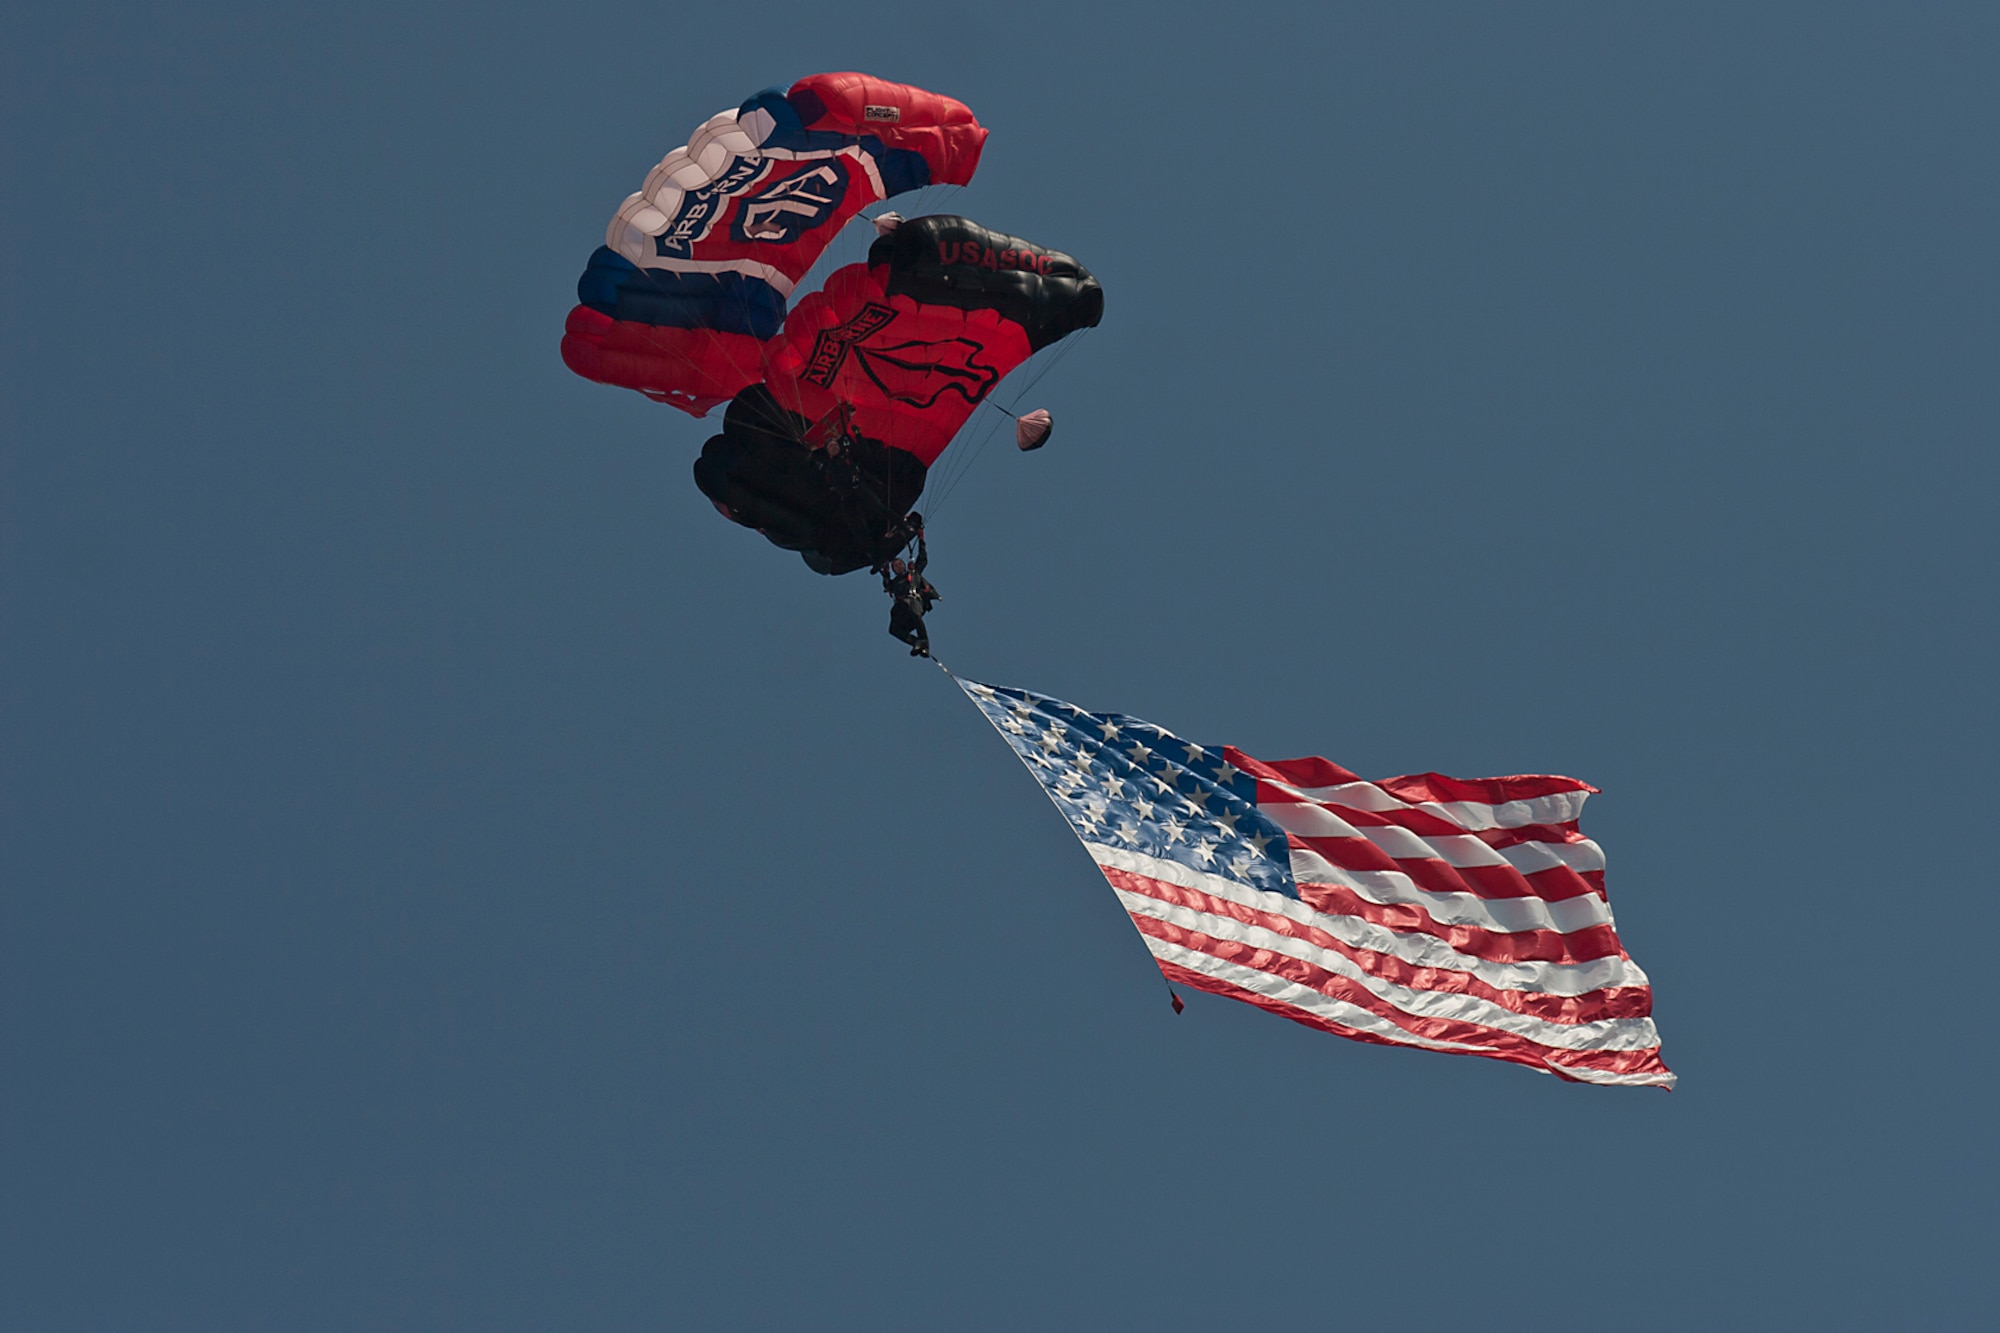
876, 523, 938, 657
920, 325, 1093, 521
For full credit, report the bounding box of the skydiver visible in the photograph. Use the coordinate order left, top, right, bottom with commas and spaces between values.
883, 558, 939, 656
878, 519, 939, 657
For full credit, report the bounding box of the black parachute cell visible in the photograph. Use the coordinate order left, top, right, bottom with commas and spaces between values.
692, 385, 927, 576
868, 215, 1104, 352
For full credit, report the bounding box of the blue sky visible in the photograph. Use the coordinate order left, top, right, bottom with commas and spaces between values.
5, 3, 1996, 1327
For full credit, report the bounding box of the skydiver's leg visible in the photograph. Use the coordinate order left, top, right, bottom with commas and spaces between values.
888, 599, 928, 654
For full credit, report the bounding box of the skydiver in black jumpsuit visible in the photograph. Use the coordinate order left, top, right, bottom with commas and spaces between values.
878, 522, 940, 657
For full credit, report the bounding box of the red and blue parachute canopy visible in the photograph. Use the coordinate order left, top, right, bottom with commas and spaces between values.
561, 73, 987, 416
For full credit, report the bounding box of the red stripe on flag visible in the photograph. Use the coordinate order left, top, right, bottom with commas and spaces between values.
1470, 823, 1591, 851
1152, 962, 1667, 1085
1377, 771, 1598, 803
1280, 802, 1586, 849
1221, 750, 1360, 788
1133, 915, 1664, 1077
1292, 883, 1630, 963
1099, 867, 1654, 1024
1284, 835, 1603, 903
1224, 753, 1597, 805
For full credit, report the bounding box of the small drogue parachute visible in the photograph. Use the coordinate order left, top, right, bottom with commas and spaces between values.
1013, 409, 1054, 451
562, 74, 1102, 574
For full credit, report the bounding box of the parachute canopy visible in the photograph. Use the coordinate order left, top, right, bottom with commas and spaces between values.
762, 215, 1101, 466
686, 215, 1101, 573
561, 75, 1103, 574
562, 73, 987, 416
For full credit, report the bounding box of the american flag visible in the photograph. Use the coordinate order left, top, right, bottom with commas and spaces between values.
956, 675, 1674, 1089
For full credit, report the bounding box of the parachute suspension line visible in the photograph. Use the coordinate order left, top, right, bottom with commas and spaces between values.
994, 326, 1089, 425
922, 404, 1012, 519
919, 400, 1010, 521
922, 326, 1093, 520
903, 181, 961, 225
924, 331, 1077, 517
924, 402, 1016, 516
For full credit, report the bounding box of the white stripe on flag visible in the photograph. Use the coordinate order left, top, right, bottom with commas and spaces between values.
1284, 846, 1617, 935
1140, 937, 1500, 1055
1112, 888, 1664, 1052
1277, 782, 1591, 831
1083, 844, 1652, 995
